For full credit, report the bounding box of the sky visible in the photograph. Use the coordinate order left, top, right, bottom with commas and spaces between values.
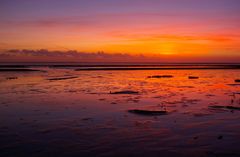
0, 0, 240, 62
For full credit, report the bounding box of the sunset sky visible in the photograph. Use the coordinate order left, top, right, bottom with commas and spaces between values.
0, 0, 240, 62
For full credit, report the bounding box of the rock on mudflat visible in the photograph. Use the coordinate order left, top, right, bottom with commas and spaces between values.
110, 90, 139, 95
227, 84, 240, 86
6, 77, 18, 80
128, 109, 168, 116
47, 76, 78, 81
188, 76, 199, 79
218, 135, 223, 140
235, 79, 240, 83
209, 105, 240, 111
148, 75, 173, 78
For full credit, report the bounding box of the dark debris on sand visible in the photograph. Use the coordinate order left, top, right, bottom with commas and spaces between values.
188, 76, 199, 79
209, 105, 240, 111
227, 84, 240, 86
47, 76, 78, 81
235, 79, 240, 83
147, 75, 173, 78
110, 90, 139, 95
6, 77, 18, 80
218, 135, 223, 140
0, 68, 44, 72
193, 136, 199, 140
128, 109, 168, 116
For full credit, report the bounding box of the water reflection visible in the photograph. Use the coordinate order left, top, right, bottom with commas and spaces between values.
0, 68, 240, 157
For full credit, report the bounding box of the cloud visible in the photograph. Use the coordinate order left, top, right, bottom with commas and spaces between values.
0, 16, 95, 29
0, 49, 148, 62
0, 49, 239, 63
106, 31, 239, 43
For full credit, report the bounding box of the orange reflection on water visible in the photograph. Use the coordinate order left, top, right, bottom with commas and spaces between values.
0, 68, 240, 156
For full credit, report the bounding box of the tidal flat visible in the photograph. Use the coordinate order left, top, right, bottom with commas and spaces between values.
0, 65, 240, 157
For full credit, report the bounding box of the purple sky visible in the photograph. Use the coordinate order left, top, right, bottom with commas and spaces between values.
0, 0, 240, 62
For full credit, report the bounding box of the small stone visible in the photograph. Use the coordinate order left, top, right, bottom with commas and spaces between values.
128, 109, 168, 116
188, 76, 199, 79
110, 90, 139, 95
235, 79, 240, 83
218, 135, 223, 140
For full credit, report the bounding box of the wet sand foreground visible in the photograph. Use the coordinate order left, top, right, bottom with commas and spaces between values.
0, 66, 240, 157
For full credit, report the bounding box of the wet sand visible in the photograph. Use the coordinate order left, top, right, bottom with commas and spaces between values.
0, 66, 240, 157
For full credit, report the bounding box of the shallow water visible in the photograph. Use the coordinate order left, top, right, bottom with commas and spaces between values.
0, 67, 240, 157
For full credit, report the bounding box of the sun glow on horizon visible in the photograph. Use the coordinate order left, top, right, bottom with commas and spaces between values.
0, 0, 240, 62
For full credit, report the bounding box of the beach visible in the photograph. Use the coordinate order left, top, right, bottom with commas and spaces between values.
0, 65, 240, 157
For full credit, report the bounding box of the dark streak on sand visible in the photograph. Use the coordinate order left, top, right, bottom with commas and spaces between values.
128, 109, 168, 116
6, 77, 18, 80
110, 90, 139, 95
0, 65, 29, 68
0, 69, 44, 72
235, 79, 240, 83
227, 84, 240, 86
148, 75, 173, 78
47, 76, 78, 81
209, 105, 240, 110
188, 76, 199, 79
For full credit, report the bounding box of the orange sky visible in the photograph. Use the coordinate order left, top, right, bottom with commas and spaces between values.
0, 0, 240, 62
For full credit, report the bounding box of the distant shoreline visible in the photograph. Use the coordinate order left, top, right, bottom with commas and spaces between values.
0, 62, 240, 66
0, 64, 240, 71
74, 66, 240, 71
